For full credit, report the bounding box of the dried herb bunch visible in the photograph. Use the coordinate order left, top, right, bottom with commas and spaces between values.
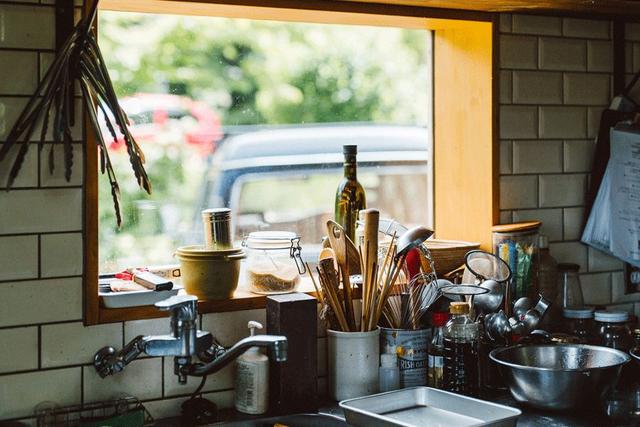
0, 0, 151, 226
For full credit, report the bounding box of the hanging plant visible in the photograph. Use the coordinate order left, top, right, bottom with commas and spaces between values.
0, 0, 151, 226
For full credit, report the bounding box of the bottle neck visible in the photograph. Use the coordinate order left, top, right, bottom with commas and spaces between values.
344, 155, 357, 180
451, 312, 467, 317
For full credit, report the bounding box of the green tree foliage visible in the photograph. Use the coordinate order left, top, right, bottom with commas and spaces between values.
97, 13, 431, 269
99, 12, 430, 126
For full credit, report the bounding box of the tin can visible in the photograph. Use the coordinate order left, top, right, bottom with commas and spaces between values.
202, 208, 232, 250
380, 328, 431, 388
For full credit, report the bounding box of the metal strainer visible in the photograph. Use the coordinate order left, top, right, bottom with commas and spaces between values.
463, 250, 512, 284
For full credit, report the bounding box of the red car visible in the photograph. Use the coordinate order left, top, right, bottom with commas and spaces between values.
105, 93, 223, 155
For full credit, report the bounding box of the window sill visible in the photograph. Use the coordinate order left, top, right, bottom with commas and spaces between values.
97, 277, 319, 323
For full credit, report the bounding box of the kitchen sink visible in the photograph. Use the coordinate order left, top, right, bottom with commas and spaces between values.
214, 413, 349, 426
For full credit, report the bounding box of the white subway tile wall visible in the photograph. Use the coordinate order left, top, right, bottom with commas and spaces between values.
41, 322, 123, 368
82, 358, 163, 403
0, 326, 38, 373
0, 145, 38, 188
499, 15, 632, 314
538, 37, 586, 71
0, 368, 81, 419
40, 232, 83, 277
0, 5, 637, 422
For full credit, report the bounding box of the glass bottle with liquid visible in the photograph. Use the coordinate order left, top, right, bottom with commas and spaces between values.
428, 312, 448, 388
443, 302, 479, 397
335, 145, 366, 242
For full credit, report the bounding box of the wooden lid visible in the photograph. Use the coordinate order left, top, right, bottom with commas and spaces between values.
492, 221, 542, 233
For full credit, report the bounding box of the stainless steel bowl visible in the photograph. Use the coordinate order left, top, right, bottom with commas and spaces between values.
632, 348, 640, 365
490, 344, 631, 410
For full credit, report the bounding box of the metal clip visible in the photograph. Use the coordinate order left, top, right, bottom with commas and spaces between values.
290, 237, 306, 275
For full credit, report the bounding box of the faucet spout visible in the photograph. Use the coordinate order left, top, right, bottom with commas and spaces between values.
187, 334, 288, 377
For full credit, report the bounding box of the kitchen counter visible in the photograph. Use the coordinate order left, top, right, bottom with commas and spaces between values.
321, 393, 637, 427
154, 390, 639, 426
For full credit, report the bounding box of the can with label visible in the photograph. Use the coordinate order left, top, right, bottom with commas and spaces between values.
380, 327, 431, 388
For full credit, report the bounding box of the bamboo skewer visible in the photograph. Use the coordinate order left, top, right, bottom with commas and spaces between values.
311, 260, 349, 332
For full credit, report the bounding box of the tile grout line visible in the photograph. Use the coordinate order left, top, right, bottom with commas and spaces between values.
37, 234, 41, 279
0, 230, 83, 238
37, 325, 41, 370
0, 318, 82, 331
81, 364, 84, 407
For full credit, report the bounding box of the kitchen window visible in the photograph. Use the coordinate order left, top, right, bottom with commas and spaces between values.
85, 1, 496, 324
97, 12, 433, 273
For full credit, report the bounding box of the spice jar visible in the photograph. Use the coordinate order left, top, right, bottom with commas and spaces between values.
594, 310, 634, 352
562, 307, 595, 344
243, 231, 305, 295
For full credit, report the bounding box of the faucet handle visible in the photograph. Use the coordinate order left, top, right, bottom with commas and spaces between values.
155, 294, 198, 311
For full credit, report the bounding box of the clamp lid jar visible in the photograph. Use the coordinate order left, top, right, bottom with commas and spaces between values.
243, 231, 306, 295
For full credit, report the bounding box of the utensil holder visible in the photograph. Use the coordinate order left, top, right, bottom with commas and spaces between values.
328, 329, 380, 401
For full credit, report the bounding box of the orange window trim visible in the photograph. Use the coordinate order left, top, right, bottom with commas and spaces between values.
84, 0, 497, 324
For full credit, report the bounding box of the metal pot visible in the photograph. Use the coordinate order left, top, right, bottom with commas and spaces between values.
490, 344, 630, 410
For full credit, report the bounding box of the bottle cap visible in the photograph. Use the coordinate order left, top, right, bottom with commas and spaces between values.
594, 310, 629, 323
449, 302, 469, 315
562, 307, 594, 319
558, 263, 580, 272
431, 312, 449, 326
380, 353, 397, 368
343, 145, 357, 155
247, 320, 263, 336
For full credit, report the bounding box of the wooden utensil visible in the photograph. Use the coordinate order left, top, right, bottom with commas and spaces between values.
361, 209, 379, 331
323, 231, 361, 274
326, 220, 356, 331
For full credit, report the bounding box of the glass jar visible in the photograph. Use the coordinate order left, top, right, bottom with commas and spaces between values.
594, 311, 633, 352
492, 221, 540, 303
243, 231, 306, 295
557, 263, 584, 309
562, 307, 594, 344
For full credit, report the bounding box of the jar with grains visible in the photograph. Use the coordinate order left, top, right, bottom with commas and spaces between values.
243, 231, 306, 295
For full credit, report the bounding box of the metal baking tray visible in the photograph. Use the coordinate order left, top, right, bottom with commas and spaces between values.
99, 287, 181, 308
340, 387, 521, 427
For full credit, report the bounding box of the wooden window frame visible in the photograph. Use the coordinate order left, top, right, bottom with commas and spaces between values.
84, 0, 498, 325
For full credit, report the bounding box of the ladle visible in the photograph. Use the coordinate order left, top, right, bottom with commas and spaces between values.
395, 226, 434, 260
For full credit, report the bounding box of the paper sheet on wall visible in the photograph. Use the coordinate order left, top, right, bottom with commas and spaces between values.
582, 126, 640, 267
581, 165, 612, 254
609, 127, 640, 266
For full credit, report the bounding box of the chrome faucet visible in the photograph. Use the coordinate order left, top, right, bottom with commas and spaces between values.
93, 294, 288, 384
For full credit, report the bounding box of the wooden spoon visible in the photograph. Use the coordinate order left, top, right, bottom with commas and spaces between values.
326, 220, 356, 331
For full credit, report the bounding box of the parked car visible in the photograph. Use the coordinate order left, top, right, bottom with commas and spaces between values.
104, 93, 223, 155
196, 124, 431, 248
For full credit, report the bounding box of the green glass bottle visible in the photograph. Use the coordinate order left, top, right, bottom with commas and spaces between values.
335, 145, 366, 242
